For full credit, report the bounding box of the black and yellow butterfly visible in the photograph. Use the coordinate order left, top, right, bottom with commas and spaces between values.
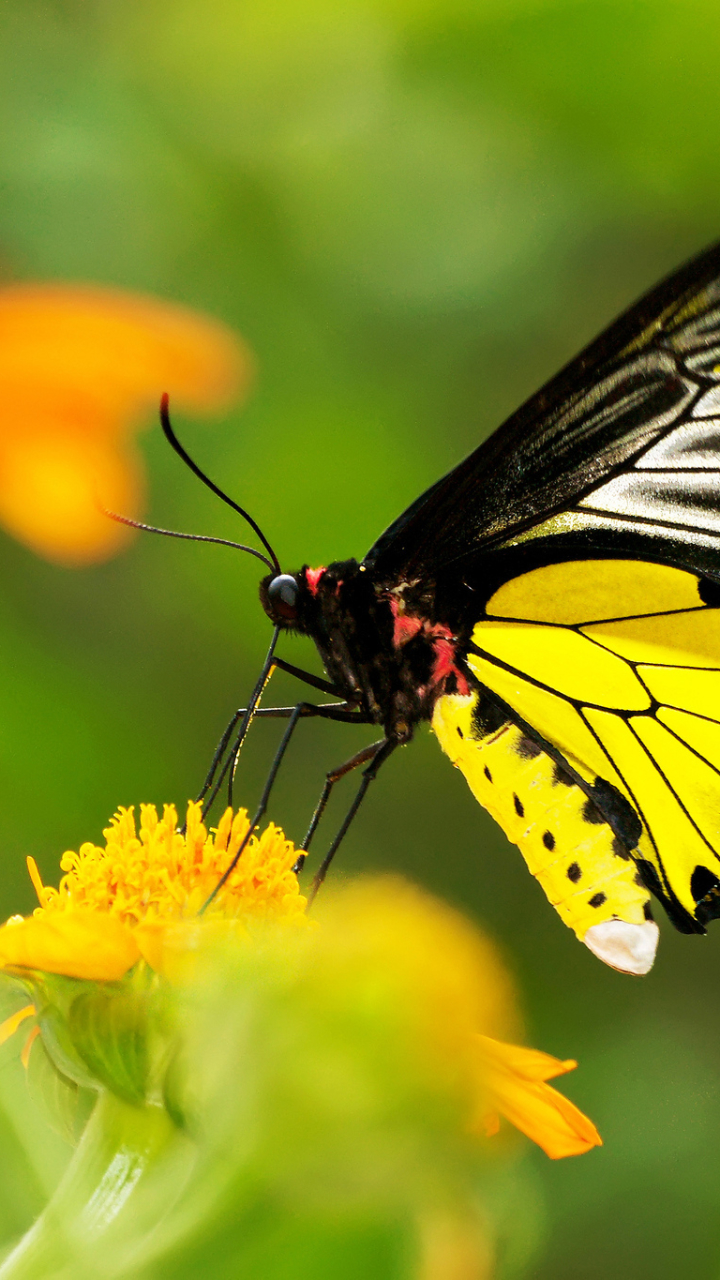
159, 241, 720, 976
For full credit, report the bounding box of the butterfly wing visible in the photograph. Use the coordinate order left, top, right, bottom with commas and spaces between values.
362, 242, 720, 959
432, 685, 661, 975
431, 554, 720, 971
364, 240, 720, 582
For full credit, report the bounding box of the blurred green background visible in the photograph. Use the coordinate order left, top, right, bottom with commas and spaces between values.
2, 0, 720, 1275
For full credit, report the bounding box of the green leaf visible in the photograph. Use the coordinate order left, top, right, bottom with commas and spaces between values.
25, 1036, 96, 1148
67, 989, 149, 1107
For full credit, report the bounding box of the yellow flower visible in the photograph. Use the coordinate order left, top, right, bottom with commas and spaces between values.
0, 283, 249, 564
0, 813, 600, 1161
0, 802, 306, 981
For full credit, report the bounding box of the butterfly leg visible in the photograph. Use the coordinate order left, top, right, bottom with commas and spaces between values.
198, 649, 354, 807
199, 699, 371, 814
197, 706, 247, 806
272, 655, 343, 698
196, 627, 282, 811
306, 738, 398, 903
248, 704, 373, 723
200, 701, 371, 911
295, 739, 386, 871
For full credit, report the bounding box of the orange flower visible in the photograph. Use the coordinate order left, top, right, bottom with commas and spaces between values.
0, 284, 250, 564
475, 1034, 602, 1159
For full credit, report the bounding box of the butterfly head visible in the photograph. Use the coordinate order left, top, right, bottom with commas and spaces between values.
260, 560, 367, 635
263, 572, 303, 624
260, 560, 472, 741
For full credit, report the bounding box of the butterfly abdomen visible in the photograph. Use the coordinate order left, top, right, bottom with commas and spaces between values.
432, 690, 659, 974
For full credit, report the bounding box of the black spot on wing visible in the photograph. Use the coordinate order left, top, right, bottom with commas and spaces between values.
699, 578, 720, 606
635, 858, 705, 934
484, 765, 492, 783
542, 830, 555, 851
567, 862, 582, 883
691, 866, 720, 924
588, 778, 642, 850
589, 892, 607, 908
581, 797, 604, 825
552, 762, 573, 787
472, 691, 509, 740
513, 793, 525, 818
691, 865, 719, 903
516, 735, 542, 759
612, 835, 631, 861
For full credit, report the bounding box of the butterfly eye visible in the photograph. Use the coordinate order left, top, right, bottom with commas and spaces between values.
267, 574, 300, 621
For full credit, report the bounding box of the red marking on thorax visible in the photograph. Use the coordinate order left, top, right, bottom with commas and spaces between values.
430, 636, 456, 683
390, 598, 423, 648
389, 602, 470, 697
426, 623, 468, 696
305, 566, 326, 596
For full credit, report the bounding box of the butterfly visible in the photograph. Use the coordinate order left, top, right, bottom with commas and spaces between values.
146, 241, 720, 977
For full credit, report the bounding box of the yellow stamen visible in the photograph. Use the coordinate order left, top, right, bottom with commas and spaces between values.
49, 802, 307, 928
0, 1003, 35, 1046
26, 856, 49, 908
0, 804, 307, 983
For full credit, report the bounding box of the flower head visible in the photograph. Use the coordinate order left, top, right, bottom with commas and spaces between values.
0, 809, 600, 1168
0, 283, 249, 564
0, 802, 306, 981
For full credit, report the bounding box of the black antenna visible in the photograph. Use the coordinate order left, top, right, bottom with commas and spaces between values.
104, 509, 275, 572
160, 394, 281, 575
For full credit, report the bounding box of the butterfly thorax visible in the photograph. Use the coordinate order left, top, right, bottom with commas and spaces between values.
261, 558, 471, 741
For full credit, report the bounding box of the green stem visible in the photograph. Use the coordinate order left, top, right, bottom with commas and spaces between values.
0, 1092, 191, 1280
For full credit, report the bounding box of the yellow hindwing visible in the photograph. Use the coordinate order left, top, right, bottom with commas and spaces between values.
450, 558, 720, 935
432, 691, 652, 942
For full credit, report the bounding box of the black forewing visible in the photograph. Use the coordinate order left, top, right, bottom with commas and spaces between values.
363, 241, 720, 581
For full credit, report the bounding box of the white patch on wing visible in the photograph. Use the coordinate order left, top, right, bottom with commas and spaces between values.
584, 918, 659, 974
579, 471, 720, 531
636, 419, 720, 469
692, 385, 720, 417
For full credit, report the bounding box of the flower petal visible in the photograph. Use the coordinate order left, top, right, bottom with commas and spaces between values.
0, 911, 140, 981
0, 430, 141, 565
0, 285, 249, 415
20, 1024, 41, 1069
0, 1003, 35, 1045
0, 284, 251, 564
476, 1036, 602, 1159
477, 1034, 577, 1082
485, 1074, 602, 1160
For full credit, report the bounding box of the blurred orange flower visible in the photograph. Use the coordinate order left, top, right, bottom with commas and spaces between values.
476, 1034, 603, 1159
0, 283, 250, 565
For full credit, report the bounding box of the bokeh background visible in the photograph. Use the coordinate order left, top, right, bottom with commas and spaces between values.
1, 1, 720, 1276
